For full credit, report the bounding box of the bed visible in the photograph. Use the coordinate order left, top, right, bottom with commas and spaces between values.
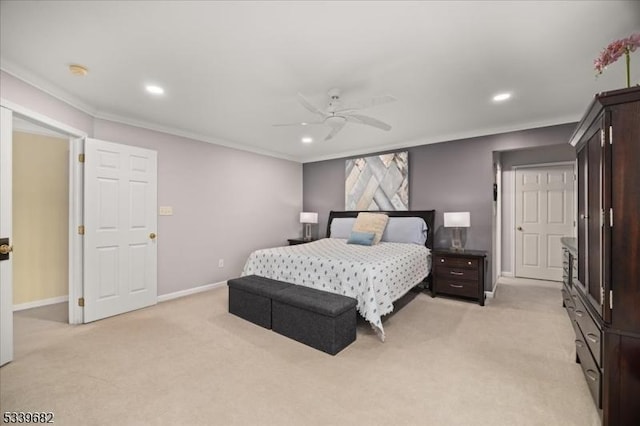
241, 210, 435, 340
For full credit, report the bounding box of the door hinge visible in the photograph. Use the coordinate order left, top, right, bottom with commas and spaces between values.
78, 225, 85, 235
609, 125, 613, 145
78, 297, 85, 307
609, 208, 613, 227
600, 129, 605, 147
609, 290, 613, 310
600, 286, 605, 306
78, 153, 85, 163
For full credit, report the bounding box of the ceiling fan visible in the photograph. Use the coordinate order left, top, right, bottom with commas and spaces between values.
274, 88, 396, 141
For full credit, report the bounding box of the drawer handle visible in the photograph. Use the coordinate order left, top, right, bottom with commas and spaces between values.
586, 333, 599, 343
575, 310, 584, 317
575, 340, 584, 348
450, 271, 464, 276
585, 369, 598, 382
449, 284, 464, 288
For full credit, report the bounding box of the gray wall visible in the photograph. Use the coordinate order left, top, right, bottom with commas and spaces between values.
303, 123, 577, 290
2, 71, 303, 297
499, 144, 576, 275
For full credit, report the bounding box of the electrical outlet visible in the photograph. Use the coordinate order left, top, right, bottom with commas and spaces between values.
159, 206, 173, 216
218, 259, 224, 268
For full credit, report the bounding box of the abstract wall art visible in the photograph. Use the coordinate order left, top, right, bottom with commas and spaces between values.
345, 151, 408, 210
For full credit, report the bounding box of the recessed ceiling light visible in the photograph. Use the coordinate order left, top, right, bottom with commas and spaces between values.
68, 64, 88, 76
301, 137, 313, 144
301, 122, 308, 126
492, 92, 512, 102
145, 85, 165, 95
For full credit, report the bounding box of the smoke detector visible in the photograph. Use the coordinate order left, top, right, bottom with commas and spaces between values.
68, 64, 88, 76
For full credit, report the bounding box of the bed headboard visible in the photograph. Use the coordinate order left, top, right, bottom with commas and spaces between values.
326, 210, 436, 250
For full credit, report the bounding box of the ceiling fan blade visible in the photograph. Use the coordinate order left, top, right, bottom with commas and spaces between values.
334, 95, 396, 113
324, 121, 346, 141
272, 120, 325, 127
297, 93, 327, 116
345, 114, 392, 131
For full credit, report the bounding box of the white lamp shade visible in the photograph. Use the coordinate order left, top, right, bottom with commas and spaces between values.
444, 212, 470, 227
299, 212, 318, 224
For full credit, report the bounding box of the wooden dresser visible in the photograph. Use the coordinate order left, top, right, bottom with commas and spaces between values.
567, 86, 640, 425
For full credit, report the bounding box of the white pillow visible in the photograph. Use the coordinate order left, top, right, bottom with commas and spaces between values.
381, 217, 428, 245
329, 218, 356, 239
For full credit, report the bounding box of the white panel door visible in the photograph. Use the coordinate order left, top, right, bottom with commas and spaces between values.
0, 107, 13, 366
515, 165, 574, 281
84, 138, 157, 323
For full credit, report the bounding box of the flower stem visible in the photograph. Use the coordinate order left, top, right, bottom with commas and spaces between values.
626, 50, 630, 88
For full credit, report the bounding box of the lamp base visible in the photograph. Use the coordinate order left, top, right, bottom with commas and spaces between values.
304, 223, 312, 241
450, 227, 465, 252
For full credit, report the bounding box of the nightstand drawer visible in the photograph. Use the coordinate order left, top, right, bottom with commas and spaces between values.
435, 278, 478, 299
434, 255, 478, 270
435, 266, 477, 281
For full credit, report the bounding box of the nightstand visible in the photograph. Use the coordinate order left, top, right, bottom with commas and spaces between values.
432, 249, 486, 306
287, 238, 317, 246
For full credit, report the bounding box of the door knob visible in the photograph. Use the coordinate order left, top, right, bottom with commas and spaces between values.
149, 233, 157, 240
517, 226, 523, 231
0, 244, 12, 255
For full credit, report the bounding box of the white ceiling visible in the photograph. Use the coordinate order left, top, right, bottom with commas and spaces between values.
1, 1, 638, 163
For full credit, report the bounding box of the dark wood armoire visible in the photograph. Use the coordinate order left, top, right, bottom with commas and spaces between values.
568, 86, 640, 425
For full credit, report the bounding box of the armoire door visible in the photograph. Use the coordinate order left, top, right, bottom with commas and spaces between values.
585, 122, 606, 317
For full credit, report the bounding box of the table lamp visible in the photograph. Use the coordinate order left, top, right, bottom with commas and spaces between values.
299, 212, 318, 241
444, 212, 470, 251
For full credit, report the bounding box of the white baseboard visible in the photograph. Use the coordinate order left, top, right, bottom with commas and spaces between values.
501, 271, 514, 277
13, 295, 69, 311
157, 280, 227, 303
484, 281, 500, 299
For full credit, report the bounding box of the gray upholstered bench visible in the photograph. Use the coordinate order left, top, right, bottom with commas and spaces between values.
227, 275, 293, 329
271, 285, 357, 355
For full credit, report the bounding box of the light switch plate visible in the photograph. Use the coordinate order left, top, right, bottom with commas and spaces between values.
159, 206, 173, 216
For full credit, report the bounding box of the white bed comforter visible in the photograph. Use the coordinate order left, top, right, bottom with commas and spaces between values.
241, 238, 431, 340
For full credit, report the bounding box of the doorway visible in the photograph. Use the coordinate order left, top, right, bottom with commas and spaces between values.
514, 163, 574, 281
12, 119, 70, 316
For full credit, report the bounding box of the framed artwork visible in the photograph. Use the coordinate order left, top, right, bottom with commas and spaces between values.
345, 151, 408, 210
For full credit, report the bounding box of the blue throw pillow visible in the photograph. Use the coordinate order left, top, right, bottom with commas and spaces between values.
347, 231, 376, 246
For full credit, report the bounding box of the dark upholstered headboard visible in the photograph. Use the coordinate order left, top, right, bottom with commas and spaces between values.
326, 210, 436, 250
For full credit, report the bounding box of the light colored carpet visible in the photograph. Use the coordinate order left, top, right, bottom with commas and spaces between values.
1, 277, 600, 426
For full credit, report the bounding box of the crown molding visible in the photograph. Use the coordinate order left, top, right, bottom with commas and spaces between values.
299, 115, 580, 163
2, 60, 578, 165
1, 61, 300, 162
93, 110, 300, 163
1, 58, 97, 116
